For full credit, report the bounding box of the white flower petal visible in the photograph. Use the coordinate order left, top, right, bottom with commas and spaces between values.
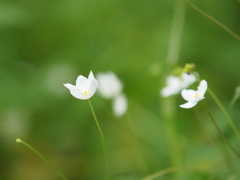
166, 76, 180, 86
182, 72, 196, 81
113, 94, 128, 117
68, 86, 88, 100
88, 79, 98, 98
88, 71, 94, 80
64, 83, 73, 90
181, 73, 196, 87
180, 101, 198, 109
76, 75, 90, 91
198, 80, 208, 97
161, 76, 182, 97
181, 89, 197, 101
160, 87, 171, 97
161, 73, 197, 98
96, 71, 123, 99
197, 97, 205, 101
161, 86, 180, 97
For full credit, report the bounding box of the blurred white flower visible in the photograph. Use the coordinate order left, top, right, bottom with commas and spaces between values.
96, 71, 127, 117
181, 73, 197, 87
64, 71, 98, 100
161, 73, 196, 97
96, 71, 123, 99
113, 94, 128, 117
180, 80, 207, 109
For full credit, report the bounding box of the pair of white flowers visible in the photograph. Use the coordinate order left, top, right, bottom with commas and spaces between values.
161, 73, 208, 108
64, 71, 127, 117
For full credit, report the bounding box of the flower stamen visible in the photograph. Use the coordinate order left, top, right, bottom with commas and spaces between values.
194, 93, 200, 98
83, 91, 89, 96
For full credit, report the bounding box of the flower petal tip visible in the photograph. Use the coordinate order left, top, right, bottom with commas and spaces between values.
88, 70, 94, 79
64, 83, 72, 89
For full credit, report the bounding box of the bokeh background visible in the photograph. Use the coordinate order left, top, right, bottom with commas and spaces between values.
0, 0, 240, 179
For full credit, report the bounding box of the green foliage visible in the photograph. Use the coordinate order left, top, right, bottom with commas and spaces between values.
0, 0, 240, 179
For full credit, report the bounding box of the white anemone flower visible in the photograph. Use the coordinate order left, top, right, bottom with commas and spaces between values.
161, 73, 196, 97
180, 80, 208, 109
113, 94, 128, 117
64, 71, 98, 100
96, 71, 123, 99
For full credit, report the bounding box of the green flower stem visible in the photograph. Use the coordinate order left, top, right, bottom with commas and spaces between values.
16, 138, 68, 180
193, 72, 240, 141
88, 99, 109, 180
207, 88, 240, 141
202, 102, 240, 159
194, 109, 235, 171
185, 0, 240, 41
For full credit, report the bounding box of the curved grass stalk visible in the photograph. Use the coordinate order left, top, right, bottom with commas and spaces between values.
193, 109, 235, 171
207, 88, 240, 141
142, 167, 204, 180
202, 102, 240, 159
185, 0, 240, 41
16, 138, 68, 180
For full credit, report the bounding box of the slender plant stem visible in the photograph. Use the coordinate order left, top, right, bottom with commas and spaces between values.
202, 102, 240, 159
185, 0, 240, 41
88, 99, 109, 180
194, 109, 235, 171
192, 72, 240, 141
16, 138, 68, 180
207, 88, 240, 141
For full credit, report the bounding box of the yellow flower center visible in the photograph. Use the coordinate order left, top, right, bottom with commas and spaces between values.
83, 91, 89, 96
194, 93, 200, 98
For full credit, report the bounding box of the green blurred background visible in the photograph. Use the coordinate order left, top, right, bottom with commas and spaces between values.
0, 0, 240, 179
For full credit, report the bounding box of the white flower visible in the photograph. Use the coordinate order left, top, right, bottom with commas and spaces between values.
96, 71, 123, 99
181, 73, 197, 87
113, 94, 128, 117
161, 73, 196, 97
180, 80, 208, 109
96, 71, 128, 117
64, 71, 98, 100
